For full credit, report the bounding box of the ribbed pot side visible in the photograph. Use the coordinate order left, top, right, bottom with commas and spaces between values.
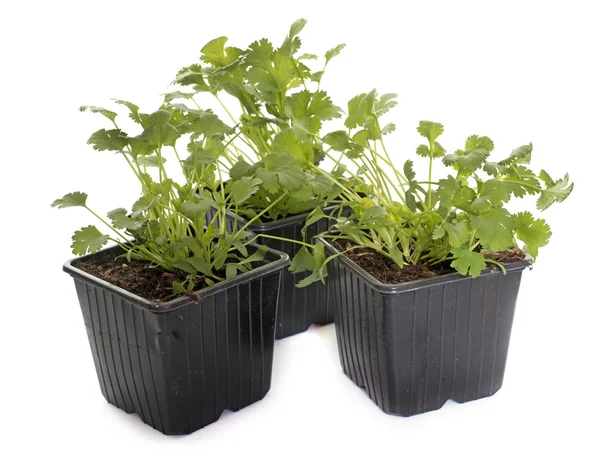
321, 238, 527, 416
64, 246, 287, 434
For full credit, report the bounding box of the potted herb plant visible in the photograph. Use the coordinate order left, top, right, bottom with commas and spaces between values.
166, 19, 360, 339
54, 103, 291, 434
305, 91, 573, 416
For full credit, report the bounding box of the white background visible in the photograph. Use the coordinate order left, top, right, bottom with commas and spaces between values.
1, 0, 599, 453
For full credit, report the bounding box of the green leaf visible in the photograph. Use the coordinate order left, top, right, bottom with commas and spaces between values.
163, 91, 195, 103
345, 92, 370, 129
403, 160, 416, 181
465, 135, 494, 152
142, 110, 179, 147
450, 248, 487, 277
87, 128, 128, 151
325, 44, 346, 64
107, 208, 144, 230
113, 99, 142, 124
471, 180, 511, 212
229, 159, 252, 180
226, 264, 238, 280
295, 243, 327, 286
131, 195, 157, 216
172, 259, 197, 275
470, 207, 515, 251
71, 226, 110, 255
513, 211, 551, 258
323, 130, 351, 151
298, 53, 318, 60
308, 91, 342, 120
289, 18, 307, 38
498, 143, 533, 166
247, 38, 274, 68
239, 245, 269, 265
442, 148, 490, 172
180, 199, 213, 219
375, 93, 398, 116
51, 192, 88, 209
230, 177, 262, 204
417, 121, 444, 142
137, 154, 166, 167
433, 220, 471, 248
536, 173, 574, 211
201, 36, 242, 67
303, 208, 326, 235
416, 142, 445, 158
436, 176, 459, 208
79, 105, 117, 122
188, 111, 234, 139
289, 246, 315, 273
187, 256, 214, 276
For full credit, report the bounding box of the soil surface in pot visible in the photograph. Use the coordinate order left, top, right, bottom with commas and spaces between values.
333, 241, 527, 284
74, 249, 214, 302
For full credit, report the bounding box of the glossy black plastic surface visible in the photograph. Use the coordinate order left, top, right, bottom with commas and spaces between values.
63, 245, 288, 434
319, 238, 529, 416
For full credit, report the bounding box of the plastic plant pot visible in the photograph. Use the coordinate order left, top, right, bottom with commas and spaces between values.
207, 204, 346, 339
318, 237, 529, 417
63, 244, 289, 435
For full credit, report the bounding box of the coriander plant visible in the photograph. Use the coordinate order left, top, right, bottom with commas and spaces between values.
53, 102, 292, 293
166, 19, 354, 221
295, 90, 573, 284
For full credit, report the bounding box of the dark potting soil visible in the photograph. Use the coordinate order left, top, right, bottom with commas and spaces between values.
74, 248, 213, 303
333, 241, 528, 285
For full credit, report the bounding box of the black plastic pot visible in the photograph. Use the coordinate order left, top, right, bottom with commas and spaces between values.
207, 205, 345, 339
318, 238, 529, 416
63, 244, 289, 435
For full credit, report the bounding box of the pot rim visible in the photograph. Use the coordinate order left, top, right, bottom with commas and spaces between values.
63, 243, 290, 313
317, 237, 530, 295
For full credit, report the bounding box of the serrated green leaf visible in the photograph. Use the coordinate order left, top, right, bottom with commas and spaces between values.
498, 143, 533, 166
450, 248, 487, 277
112, 99, 142, 124
417, 121, 444, 142
289, 246, 315, 273
513, 211, 551, 258
536, 173, 573, 211
436, 176, 458, 208
442, 148, 490, 172
180, 198, 213, 219
465, 135, 494, 152
230, 177, 262, 205
52, 192, 88, 209
434, 220, 471, 248
79, 105, 117, 122
323, 130, 351, 151
325, 43, 346, 63
107, 208, 145, 230
471, 207, 514, 251
142, 110, 179, 147
404, 160, 416, 181
471, 180, 511, 212
71, 226, 110, 255
163, 91, 195, 103
87, 128, 129, 151
375, 93, 398, 116
201, 36, 242, 67
131, 195, 158, 216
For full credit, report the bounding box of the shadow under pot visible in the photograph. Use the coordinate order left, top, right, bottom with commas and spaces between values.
318, 237, 529, 417
206, 204, 347, 339
63, 244, 289, 435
